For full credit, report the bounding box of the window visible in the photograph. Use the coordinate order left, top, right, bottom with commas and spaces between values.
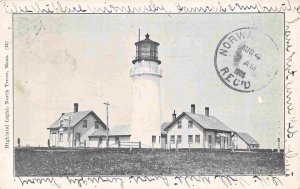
83, 120, 87, 128
59, 133, 63, 142
188, 135, 193, 144
177, 135, 182, 143
188, 121, 193, 128
98, 137, 103, 143
195, 135, 200, 143
60, 120, 63, 127
115, 136, 119, 143
159, 136, 161, 144
95, 121, 99, 129
152, 135, 156, 143
177, 121, 182, 129
208, 135, 212, 143
170, 135, 175, 144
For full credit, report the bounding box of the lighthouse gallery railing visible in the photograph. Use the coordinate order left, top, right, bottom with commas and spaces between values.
130, 66, 163, 77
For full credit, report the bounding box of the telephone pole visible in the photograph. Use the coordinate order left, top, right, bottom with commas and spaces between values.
104, 102, 110, 148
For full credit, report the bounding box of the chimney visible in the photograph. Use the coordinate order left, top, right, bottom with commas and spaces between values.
61, 113, 65, 116
74, 103, 78, 113
205, 107, 209, 116
172, 110, 176, 121
191, 104, 195, 114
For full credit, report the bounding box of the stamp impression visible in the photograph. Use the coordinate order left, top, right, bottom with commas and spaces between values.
214, 27, 279, 92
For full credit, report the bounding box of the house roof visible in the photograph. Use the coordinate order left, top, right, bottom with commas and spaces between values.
89, 125, 131, 137
89, 130, 107, 137
235, 132, 259, 145
161, 122, 170, 135
109, 125, 131, 136
47, 111, 107, 130
163, 112, 234, 132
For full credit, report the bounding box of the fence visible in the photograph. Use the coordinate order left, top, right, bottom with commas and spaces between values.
107, 141, 141, 148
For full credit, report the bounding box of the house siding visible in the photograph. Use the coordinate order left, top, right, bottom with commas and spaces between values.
49, 128, 74, 147
89, 137, 104, 147
49, 113, 106, 147
166, 115, 204, 148
109, 136, 131, 147
233, 135, 249, 149
204, 130, 216, 148
232, 135, 259, 150
89, 136, 131, 148
72, 113, 105, 147
165, 114, 232, 149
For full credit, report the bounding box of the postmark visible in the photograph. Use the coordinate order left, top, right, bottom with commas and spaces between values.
214, 27, 279, 93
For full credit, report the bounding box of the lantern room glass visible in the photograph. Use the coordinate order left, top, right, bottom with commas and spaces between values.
136, 43, 158, 60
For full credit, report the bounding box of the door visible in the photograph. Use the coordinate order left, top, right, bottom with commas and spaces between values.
75, 133, 80, 147
98, 137, 102, 147
221, 137, 226, 149
52, 133, 56, 146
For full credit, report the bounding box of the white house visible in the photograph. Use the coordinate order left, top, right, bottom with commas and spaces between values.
162, 105, 234, 149
232, 132, 259, 150
47, 103, 130, 147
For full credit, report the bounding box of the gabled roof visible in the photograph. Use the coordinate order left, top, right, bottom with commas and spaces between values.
89, 125, 131, 137
185, 112, 233, 132
235, 132, 259, 145
47, 111, 107, 130
161, 122, 170, 135
163, 112, 233, 132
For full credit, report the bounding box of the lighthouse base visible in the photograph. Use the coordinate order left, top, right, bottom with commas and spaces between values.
130, 74, 161, 149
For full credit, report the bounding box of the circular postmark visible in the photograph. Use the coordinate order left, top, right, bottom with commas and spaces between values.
214, 27, 279, 93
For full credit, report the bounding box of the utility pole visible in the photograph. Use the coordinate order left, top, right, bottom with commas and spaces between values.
277, 137, 280, 153
68, 116, 70, 147
68, 115, 72, 147
104, 102, 110, 148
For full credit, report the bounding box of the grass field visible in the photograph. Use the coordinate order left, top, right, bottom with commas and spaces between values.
15, 147, 284, 176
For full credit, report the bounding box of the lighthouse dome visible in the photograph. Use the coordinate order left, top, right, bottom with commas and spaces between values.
132, 33, 161, 64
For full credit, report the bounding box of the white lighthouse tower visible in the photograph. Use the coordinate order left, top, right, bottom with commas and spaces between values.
130, 33, 162, 148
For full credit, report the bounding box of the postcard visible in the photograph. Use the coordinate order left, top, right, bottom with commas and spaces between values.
0, 0, 299, 188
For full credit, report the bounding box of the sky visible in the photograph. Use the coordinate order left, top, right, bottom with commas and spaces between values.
14, 13, 284, 148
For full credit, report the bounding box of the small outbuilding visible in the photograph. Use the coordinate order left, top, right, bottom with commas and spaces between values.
232, 132, 259, 150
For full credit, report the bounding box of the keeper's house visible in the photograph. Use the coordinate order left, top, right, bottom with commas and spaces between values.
232, 132, 260, 150
161, 104, 234, 149
47, 103, 130, 147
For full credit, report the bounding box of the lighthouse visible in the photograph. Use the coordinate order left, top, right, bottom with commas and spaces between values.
130, 33, 162, 148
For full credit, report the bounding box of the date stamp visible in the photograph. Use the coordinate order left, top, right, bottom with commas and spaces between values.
214, 27, 279, 92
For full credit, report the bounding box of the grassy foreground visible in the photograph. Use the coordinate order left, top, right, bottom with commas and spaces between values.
15, 147, 284, 176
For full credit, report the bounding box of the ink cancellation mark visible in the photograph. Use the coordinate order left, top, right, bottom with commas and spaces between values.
214, 27, 279, 93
